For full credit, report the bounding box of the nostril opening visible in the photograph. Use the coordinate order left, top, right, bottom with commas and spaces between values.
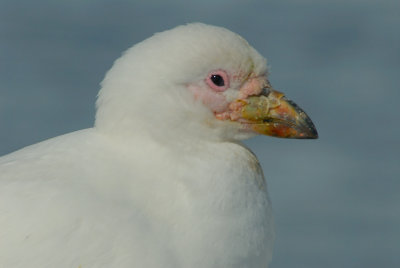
262, 87, 272, 96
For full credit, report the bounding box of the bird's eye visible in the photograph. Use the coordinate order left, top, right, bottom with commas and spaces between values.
206, 70, 229, 92
211, 74, 224, 87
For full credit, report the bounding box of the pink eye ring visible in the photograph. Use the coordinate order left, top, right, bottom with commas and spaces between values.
206, 70, 229, 92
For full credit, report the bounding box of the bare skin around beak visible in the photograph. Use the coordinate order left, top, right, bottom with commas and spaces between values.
239, 88, 318, 139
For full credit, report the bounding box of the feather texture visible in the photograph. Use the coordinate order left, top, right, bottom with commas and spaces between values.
0, 23, 274, 268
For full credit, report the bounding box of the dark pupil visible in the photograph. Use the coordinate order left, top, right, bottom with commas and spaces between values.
211, 74, 224, 87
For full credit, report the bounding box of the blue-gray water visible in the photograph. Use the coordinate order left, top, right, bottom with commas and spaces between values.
1, 0, 399, 267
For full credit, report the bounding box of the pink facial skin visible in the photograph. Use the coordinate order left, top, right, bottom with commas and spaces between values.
187, 84, 230, 113
187, 70, 231, 113
205, 70, 230, 92
215, 100, 248, 121
238, 76, 266, 99
188, 69, 267, 121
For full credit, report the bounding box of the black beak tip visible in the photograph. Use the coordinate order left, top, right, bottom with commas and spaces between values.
302, 122, 318, 139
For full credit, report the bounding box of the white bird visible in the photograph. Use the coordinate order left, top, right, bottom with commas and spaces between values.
0, 23, 317, 268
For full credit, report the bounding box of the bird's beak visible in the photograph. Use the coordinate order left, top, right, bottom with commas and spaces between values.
238, 88, 318, 139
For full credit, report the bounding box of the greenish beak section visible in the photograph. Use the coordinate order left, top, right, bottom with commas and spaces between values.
240, 88, 318, 139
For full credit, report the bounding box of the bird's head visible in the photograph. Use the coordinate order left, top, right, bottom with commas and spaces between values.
95, 23, 317, 142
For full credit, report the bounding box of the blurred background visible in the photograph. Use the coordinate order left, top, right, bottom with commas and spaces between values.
1, 0, 399, 267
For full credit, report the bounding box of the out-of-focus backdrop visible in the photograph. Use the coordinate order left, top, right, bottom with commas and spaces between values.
1, 0, 399, 267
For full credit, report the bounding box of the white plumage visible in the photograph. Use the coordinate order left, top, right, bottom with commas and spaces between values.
0, 23, 317, 267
